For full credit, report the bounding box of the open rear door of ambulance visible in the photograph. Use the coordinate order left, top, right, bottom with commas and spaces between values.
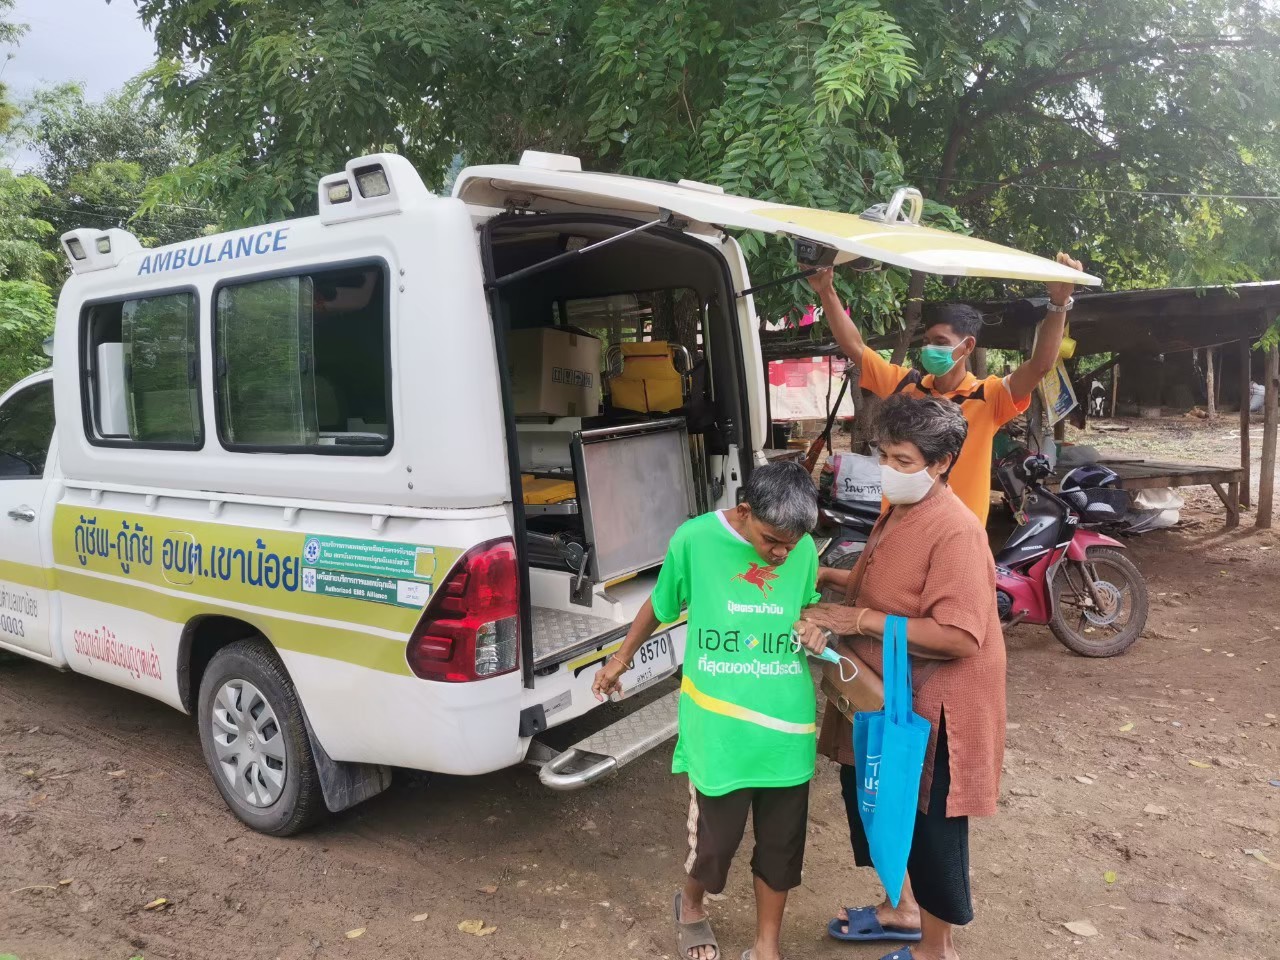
454, 152, 1101, 286
458, 151, 1099, 473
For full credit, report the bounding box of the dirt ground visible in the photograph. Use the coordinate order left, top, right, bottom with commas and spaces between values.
3, 417, 1279, 960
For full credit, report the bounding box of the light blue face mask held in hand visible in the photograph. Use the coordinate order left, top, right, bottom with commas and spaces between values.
792, 632, 860, 683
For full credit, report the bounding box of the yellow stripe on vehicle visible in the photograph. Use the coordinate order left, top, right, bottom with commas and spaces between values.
0, 558, 55, 590
56, 569, 413, 676
679, 675, 816, 736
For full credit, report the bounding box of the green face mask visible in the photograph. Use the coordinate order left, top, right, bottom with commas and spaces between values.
920, 344, 961, 376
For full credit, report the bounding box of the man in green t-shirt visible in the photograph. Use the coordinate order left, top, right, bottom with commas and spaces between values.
593, 461, 825, 960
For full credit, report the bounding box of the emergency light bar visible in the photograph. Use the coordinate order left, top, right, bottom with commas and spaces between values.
60, 228, 142, 275
319, 153, 432, 226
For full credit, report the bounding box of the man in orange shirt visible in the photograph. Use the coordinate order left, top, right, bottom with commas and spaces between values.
807, 255, 1083, 525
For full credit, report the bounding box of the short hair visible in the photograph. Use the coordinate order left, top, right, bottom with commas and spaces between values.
923, 302, 984, 343
743, 460, 818, 535
875, 394, 969, 472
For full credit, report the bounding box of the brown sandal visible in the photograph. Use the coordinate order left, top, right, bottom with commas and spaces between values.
673, 890, 719, 960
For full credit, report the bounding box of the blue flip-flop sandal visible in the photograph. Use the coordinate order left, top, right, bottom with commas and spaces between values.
827, 906, 923, 943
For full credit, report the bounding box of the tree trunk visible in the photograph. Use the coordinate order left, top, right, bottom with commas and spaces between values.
891, 271, 927, 365
1205, 345, 1217, 419
972, 347, 988, 378
1256, 345, 1278, 530
1240, 338, 1252, 509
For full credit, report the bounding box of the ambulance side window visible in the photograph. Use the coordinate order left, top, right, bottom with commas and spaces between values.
80, 291, 202, 448
214, 263, 390, 454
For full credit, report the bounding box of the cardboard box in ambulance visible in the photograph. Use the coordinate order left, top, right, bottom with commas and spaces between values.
0, 151, 1097, 835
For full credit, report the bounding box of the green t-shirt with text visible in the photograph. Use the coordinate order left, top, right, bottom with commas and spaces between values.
651, 510, 822, 796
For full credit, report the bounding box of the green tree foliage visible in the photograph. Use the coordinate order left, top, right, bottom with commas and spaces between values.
0, 0, 23, 135
0, 170, 57, 392
24, 84, 216, 247
0, 278, 54, 391
0, 2, 54, 392
135, 0, 1280, 334
889, 0, 1280, 293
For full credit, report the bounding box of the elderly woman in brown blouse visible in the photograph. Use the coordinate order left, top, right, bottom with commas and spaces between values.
795, 394, 1007, 960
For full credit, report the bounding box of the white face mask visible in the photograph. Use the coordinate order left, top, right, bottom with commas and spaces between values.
880, 463, 936, 505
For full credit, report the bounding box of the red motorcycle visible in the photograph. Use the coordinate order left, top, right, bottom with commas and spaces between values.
993, 449, 1148, 656
817, 450, 1148, 657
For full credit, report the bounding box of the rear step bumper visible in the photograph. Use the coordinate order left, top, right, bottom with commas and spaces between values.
532, 689, 679, 791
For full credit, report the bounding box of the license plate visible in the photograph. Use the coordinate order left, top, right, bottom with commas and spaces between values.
614, 632, 678, 700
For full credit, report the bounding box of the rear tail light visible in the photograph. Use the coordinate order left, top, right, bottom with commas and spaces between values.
406, 538, 520, 682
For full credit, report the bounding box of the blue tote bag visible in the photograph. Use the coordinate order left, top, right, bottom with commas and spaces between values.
852, 615, 932, 906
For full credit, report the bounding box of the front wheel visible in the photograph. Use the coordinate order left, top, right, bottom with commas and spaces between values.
196, 639, 325, 835
1049, 547, 1148, 657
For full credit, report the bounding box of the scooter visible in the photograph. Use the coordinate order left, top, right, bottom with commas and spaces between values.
992, 449, 1148, 656
817, 450, 1149, 657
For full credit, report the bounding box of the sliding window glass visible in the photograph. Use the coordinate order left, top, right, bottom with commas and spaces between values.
215, 264, 390, 454
81, 291, 202, 448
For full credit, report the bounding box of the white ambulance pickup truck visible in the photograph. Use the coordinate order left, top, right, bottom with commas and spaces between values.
0, 151, 1096, 834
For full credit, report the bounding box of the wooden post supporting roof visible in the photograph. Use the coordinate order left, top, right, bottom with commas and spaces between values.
1258, 344, 1279, 530
1206, 346, 1217, 419
1240, 338, 1252, 510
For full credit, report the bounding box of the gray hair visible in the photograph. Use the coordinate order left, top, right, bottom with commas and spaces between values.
742, 460, 818, 535
875, 394, 968, 474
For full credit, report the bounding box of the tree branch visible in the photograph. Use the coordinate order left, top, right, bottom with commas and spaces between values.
969, 34, 1279, 130
952, 146, 1120, 206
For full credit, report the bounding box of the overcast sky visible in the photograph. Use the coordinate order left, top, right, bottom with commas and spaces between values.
3, 0, 156, 166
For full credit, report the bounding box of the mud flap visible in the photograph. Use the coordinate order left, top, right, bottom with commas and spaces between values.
299, 704, 392, 814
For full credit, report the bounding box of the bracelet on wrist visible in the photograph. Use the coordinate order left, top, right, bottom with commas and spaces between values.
1045, 295, 1074, 314
610, 653, 634, 671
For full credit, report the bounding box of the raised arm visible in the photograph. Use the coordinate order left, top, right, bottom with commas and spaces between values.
806, 267, 865, 358
1006, 252, 1084, 400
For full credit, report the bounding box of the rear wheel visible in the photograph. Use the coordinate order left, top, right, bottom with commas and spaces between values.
820, 547, 863, 603
196, 639, 325, 835
1049, 547, 1148, 657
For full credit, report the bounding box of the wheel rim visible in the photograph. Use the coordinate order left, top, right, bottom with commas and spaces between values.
1082, 580, 1123, 626
210, 679, 287, 808
1054, 559, 1136, 644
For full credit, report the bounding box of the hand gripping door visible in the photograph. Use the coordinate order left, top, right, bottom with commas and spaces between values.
852, 615, 931, 907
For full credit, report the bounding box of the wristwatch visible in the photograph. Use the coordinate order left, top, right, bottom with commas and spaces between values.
1045, 296, 1074, 314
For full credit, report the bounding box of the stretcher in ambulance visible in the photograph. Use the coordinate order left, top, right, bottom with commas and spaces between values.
0, 150, 1097, 834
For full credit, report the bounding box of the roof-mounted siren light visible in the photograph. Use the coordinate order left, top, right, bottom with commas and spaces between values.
518, 150, 582, 172
61, 227, 142, 274
318, 153, 431, 225
860, 187, 924, 225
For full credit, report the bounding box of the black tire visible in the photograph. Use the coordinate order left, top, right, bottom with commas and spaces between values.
1049, 547, 1149, 657
196, 639, 325, 836
820, 547, 863, 602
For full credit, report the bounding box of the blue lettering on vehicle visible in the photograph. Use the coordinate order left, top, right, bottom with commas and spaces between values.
137, 227, 291, 276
